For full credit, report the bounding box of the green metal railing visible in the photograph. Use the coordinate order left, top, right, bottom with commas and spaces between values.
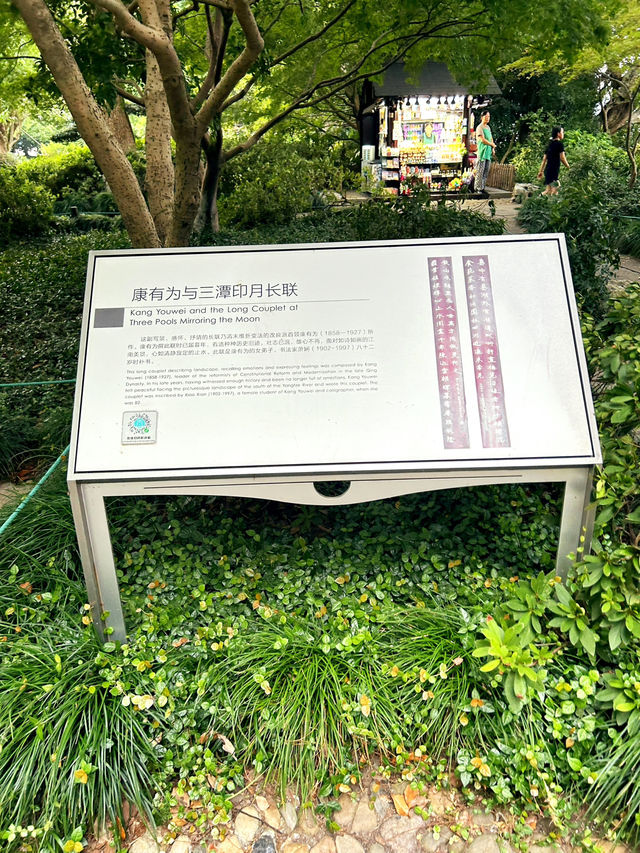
0, 445, 70, 536
0, 380, 75, 389
0, 377, 75, 536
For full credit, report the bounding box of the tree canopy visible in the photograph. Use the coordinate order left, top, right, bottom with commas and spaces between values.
7, 0, 620, 246
505, 3, 640, 184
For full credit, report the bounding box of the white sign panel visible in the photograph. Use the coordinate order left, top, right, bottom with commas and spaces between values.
69, 235, 600, 481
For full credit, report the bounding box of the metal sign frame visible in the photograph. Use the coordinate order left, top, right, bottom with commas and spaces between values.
69, 465, 595, 643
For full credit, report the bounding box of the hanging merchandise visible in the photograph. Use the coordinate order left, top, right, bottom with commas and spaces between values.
371, 94, 470, 195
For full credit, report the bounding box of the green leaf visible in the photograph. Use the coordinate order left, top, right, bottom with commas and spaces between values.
625, 615, 640, 636
480, 658, 501, 672
597, 687, 619, 703
579, 627, 596, 656
626, 506, 640, 523
611, 406, 632, 424
613, 700, 636, 713
555, 584, 573, 607
472, 646, 492, 658
608, 621, 625, 651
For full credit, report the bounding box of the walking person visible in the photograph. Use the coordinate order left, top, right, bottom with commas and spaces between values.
475, 110, 496, 196
537, 126, 570, 196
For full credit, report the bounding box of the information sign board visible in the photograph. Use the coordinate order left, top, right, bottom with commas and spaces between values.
69, 235, 599, 480
67, 235, 601, 642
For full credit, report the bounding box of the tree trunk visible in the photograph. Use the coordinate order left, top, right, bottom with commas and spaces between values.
625, 98, 639, 190
0, 118, 23, 159
107, 96, 136, 152
12, 0, 160, 248
145, 51, 175, 245
167, 132, 203, 246
499, 122, 520, 164
196, 127, 223, 234
604, 99, 631, 136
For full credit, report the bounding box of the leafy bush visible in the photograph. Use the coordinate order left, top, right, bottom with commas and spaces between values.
0, 625, 159, 852
0, 230, 130, 476
0, 472, 562, 847
211, 192, 505, 247
618, 219, 640, 258
14, 142, 147, 215
218, 136, 348, 228
17, 144, 106, 210
511, 125, 628, 184
590, 697, 640, 845
583, 285, 640, 538
517, 157, 619, 316
0, 168, 54, 242
509, 109, 563, 182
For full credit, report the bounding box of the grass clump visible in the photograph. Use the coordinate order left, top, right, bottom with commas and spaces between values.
0, 624, 159, 852
205, 608, 471, 796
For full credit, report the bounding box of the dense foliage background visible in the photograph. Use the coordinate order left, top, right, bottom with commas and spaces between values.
1, 29, 640, 851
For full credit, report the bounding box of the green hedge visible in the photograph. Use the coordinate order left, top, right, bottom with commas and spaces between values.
0, 168, 55, 242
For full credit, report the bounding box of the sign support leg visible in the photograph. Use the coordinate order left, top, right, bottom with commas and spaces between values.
68, 481, 127, 643
556, 466, 595, 579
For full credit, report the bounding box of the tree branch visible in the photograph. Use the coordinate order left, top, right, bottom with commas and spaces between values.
261, 0, 295, 38
186, 0, 232, 9
271, 0, 357, 66
221, 13, 484, 163
218, 0, 378, 112
87, 0, 162, 49
191, 6, 231, 110
195, 0, 263, 132
114, 83, 145, 106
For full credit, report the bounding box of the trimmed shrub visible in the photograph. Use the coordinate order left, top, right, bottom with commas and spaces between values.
15, 142, 147, 215
210, 192, 505, 247
517, 145, 622, 316
218, 136, 352, 228
0, 167, 55, 242
17, 144, 106, 210
0, 229, 130, 476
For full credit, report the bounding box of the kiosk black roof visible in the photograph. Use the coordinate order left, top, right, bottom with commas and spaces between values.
375, 61, 500, 97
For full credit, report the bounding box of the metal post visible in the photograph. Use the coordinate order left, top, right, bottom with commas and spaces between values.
68, 481, 127, 643
556, 466, 595, 578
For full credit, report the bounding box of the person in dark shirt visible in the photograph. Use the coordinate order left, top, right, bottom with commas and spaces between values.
537, 126, 570, 196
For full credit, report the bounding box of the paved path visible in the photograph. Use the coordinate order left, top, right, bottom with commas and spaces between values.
0, 480, 30, 512
119, 773, 631, 853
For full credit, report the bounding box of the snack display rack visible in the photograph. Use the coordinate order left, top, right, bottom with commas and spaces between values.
376, 98, 472, 195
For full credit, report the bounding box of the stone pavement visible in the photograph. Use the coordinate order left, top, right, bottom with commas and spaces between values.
120, 772, 631, 853
0, 480, 30, 511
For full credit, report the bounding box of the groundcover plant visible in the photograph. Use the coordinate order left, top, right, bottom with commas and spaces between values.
0, 229, 639, 851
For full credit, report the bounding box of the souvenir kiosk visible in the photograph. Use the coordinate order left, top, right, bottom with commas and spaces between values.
360, 62, 500, 195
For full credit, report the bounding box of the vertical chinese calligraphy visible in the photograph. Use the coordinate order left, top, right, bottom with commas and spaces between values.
428, 257, 470, 449
463, 255, 510, 448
